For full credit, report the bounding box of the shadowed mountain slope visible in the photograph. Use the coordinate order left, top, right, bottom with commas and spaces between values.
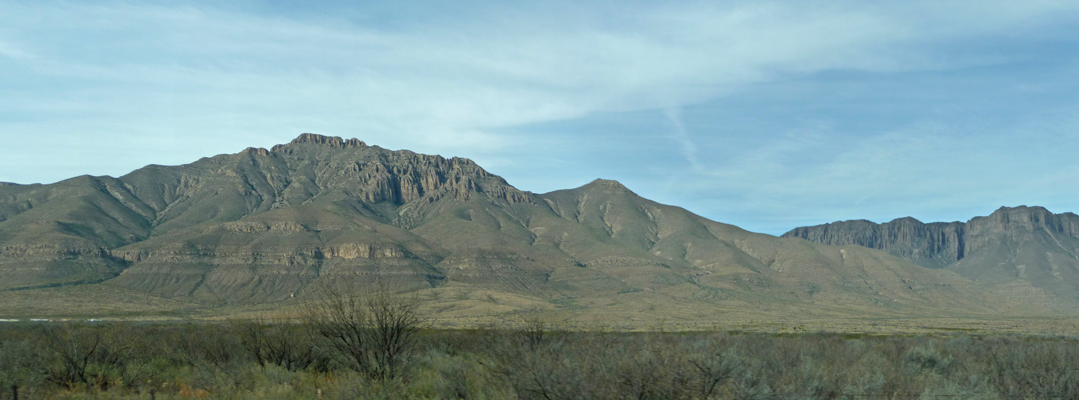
784, 207, 1079, 307
0, 134, 1048, 319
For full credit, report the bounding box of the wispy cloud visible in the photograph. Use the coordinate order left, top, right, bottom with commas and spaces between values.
659, 104, 1079, 233
0, 1, 1077, 233
0, 39, 32, 60
662, 106, 702, 172
5, 1, 1061, 139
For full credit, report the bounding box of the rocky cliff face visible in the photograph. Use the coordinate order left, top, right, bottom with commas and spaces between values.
784, 206, 1079, 306
964, 206, 1079, 254
783, 218, 966, 269
784, 206, 1079, 268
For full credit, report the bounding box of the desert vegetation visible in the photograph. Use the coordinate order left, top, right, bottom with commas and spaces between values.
2, 312, 1079, 399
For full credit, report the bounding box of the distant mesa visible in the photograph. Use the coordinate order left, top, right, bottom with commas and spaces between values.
785, 205, 1079, 308
0, 182, 18, 186
784, 206, 1079, 265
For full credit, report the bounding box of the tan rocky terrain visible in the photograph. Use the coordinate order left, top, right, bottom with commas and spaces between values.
0, 134, 1059, 323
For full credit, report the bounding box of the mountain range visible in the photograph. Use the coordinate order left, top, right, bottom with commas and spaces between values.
784, 207, 1079, 309
0, 134, 1068, 322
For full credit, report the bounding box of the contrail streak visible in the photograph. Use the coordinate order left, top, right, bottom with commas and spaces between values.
663, 106, 703, 172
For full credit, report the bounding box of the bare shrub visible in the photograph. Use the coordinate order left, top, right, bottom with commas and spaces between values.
8, 320, 1079, 399
615, 335, 698, 400
304, 281, 426, 380
40, 323, 144, 390
982, 337, 1079, 400
490, 331, 616, 399
236, 319, 325, 372
683, 334, 736, 399
521, 314, 547, 351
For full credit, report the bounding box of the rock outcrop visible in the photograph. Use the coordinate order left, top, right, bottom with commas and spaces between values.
784, 218, 966, 269
785, 206, 1079, 306
784, 206, 1079, 268
272, 132, 366, 150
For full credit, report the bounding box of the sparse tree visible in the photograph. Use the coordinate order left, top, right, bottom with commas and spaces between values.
236, 318, 322, 372
304, 280, 425, 380
41, 323, 141, 390
521, 315, 547, 351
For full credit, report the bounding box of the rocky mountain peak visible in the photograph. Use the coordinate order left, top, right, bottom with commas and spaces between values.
985, 205, 1053, 223
583, 178, 634, 194
242, 147, 271, 157
971, 205, 1079, 237
272, 133, 366, 151
253, 134, 537, 210
890, 216, 924, 225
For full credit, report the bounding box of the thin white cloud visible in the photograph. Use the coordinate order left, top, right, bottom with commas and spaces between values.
662, 106, 702, 172
0, 38, 32, 60
664, 105, 1079, 233
0, 1, 1077, 233
6, 0, 1064, 140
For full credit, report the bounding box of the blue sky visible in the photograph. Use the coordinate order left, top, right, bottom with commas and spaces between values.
1, 1, 1078, 235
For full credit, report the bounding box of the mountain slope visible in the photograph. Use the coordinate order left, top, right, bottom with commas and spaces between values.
784, 206, 1079, 307
0, 134, 1047, 319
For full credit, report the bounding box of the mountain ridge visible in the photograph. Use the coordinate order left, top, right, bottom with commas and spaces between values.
0, 134, 1060, 320
784, 206, 1079, 306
